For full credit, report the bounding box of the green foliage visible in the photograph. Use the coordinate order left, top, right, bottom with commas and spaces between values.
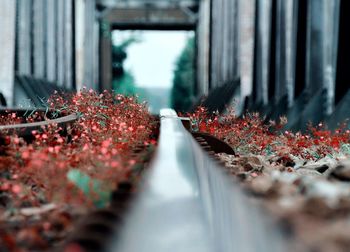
67, 169, 111, 208
112, 36, 141, 96
113, 71, 138, 96
171, 36, 195, 112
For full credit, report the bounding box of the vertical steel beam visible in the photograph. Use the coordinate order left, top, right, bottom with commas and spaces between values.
75, 0, 85, 91
209, 0, 216, 88
239, 0, 255, 99
221, 0, 228, 82
64, 0, 73, 89
33, 0, 45, 78
335, 0, 350, 104
210, 0, 222, 88
232, 0, 240, 79
274, 0, 283, 101
274, 0, 298, 105
305, 0, 340, 114
252, 0, 272, 105
0, 0, 16, 106
17, 0, 32, 75
93, 20, 100, 88
305, 0, 324, 93
209, 0, 240, 88
99, 20, 112, 91
196, 0, 210, 95
212, 0, 219, 87
46, 0, 57, 82
84, 0, 97, 89
57, 0, 65, 87
74, 0, 98, 90
322, 0, 340, 115
294, 0, 308, 98
288, 0, 299, 105
267, 0, 277, 102
226, 0, 237, 82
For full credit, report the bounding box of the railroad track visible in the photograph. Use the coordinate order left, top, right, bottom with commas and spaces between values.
98, 109, 287, 252
63, 108, 289, 252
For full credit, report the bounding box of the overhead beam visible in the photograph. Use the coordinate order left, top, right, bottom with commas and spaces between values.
107, 6, 197, 30
111, 22, 195, 30
106, 0, 198, 9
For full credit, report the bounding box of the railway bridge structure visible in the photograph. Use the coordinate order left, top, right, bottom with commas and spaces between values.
0, 0, 349, 130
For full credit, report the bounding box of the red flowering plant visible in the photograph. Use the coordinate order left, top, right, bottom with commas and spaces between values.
188, 106, 350, 161
0, 89, 157, 250
188, 108, 350, 251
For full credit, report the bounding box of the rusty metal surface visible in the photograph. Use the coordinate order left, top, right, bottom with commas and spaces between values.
191, 131, 235, 155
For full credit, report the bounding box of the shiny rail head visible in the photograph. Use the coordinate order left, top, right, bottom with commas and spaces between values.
160, 108, 178, 117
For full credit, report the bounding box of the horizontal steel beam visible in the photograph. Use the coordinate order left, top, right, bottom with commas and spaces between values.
111, 22, 195, 30
102, 0, 199, 9
107, 6, 197, 29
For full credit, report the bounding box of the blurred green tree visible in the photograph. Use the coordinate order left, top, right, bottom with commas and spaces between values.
112, 36, 140, 96
171, 36, 195, 112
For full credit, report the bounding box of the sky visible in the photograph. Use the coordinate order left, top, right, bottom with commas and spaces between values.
112, 30, 194, 88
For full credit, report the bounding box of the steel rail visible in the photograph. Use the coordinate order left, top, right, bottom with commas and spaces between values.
0, 113, 78, 131
109, 108, 287, 252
